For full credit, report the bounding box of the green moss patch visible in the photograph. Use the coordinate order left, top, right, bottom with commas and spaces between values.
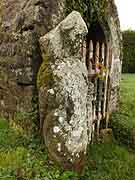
37, 54, 54, 89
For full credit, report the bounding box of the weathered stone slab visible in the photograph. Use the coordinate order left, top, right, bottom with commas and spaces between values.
38, 11, 91, 173
0, 65, 34, 117
110, 58, 121, 112
0, 31, 42, 117
111, 58, 122, 88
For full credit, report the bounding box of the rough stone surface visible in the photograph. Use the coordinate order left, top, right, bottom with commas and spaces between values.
38, 11, 90, 172
110, 58, 122, 111
0, 0, 65, 35
106, 1, 122, 113
0, 0, 65, 117
0, 31, 41, 117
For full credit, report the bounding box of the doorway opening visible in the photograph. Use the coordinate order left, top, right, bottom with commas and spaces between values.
86, 22, 112, 140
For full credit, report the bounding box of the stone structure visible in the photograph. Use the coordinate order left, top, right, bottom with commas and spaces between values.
38, 11, 89, 172
0, 0, 122, 173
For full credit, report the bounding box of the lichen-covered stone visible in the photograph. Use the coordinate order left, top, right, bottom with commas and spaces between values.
38, 11, 90, 173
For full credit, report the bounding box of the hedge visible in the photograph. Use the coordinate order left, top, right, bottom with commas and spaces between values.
122, 30, 135, 73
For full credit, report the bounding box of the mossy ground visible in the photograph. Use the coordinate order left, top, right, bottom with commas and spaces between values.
0, 74, 135, 180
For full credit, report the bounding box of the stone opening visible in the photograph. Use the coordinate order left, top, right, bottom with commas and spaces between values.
88, 23, 106, 43
86, 22, 111, 139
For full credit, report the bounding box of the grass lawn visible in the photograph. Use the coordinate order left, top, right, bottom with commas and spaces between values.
0, 73, 135, 180
121, 73, 135, 121
112, 74, 135, 146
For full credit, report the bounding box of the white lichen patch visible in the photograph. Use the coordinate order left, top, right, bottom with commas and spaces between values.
58, 116, 64, 123
72, 127, 83, 138
57, 143, 61, 152
0, 100, 5, 106
48, 89, 55, 95
70, 158, 73, 162
53, 126, 60, 133
68, 140, 71, 145
53, 135, 56, 138
76, 153, 80, 158
54, 111, 58, 116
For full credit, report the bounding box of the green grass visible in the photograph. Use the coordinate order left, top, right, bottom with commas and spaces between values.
84, 142, 135, 180
121, 74, 135, 118
112, 74, 135, 146
0, 118, 77, 179
120, 74, 135, 127
83, 74, 135, 180
0, 73, 135, 180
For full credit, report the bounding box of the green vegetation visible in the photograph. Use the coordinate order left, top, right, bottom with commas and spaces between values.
83, 74, 135, 180
37, 53, 54, 89
65, 0, 107, 26
90, 0, 107, 22
85, 142, 135, 180
123, 31, 135, 73
1, 74, 135, 180
0, 118, 77, 179
112, 74, 135, 147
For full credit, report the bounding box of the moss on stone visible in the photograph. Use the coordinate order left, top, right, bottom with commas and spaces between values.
65, 0, 109, 30
0, 70, 8, 81
65, 0, 90, 26
91, 0, 107, 19
37, 53, 53, 89
0, 0, 5, 23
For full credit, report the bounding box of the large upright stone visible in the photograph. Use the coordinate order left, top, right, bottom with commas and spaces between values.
37, 11, 90, 173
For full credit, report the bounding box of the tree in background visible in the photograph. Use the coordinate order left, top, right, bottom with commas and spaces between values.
123, 30, 135, 73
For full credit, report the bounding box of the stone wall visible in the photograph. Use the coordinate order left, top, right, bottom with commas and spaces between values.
0, 0, 66, 117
